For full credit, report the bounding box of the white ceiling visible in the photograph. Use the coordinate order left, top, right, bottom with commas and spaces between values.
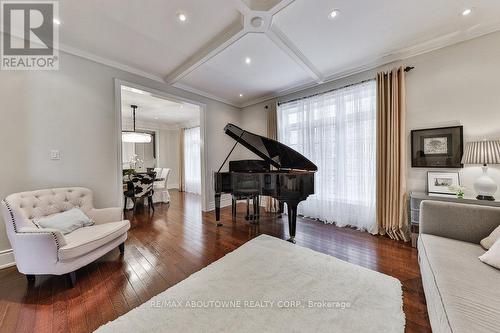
121, 86, 200, 128
58, 0, 500, 107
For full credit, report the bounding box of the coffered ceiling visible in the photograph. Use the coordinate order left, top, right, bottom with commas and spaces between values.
57, 0, 500, 107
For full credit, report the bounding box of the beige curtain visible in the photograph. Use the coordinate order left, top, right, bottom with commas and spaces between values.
178, 128, 185, 192
376, 67, 409, 241
266, 103, 280, 213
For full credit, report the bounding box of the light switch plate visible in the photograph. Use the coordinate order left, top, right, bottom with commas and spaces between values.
50, 150, 61, 160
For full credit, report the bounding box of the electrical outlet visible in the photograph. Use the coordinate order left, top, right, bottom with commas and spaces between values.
50, 150, 61, 160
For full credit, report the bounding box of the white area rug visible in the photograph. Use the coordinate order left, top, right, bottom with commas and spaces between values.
96, 235, 404, 333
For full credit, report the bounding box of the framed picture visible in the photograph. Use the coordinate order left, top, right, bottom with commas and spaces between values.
411, 126, 463, 168
427, 172, 460, 195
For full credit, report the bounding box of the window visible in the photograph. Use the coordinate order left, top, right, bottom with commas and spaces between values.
183, 126, 201, 195
277, 80, 377, 233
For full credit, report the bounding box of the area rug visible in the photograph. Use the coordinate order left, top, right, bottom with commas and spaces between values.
96, 235, 404, 332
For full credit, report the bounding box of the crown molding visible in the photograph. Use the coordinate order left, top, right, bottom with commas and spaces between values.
57, 42, 244, 108
58, 42, 165, 83
18, 4, 500, 111
172, 82, 241, 108
238, 24, 500, 108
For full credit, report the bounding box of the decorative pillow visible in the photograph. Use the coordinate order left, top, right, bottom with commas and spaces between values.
479, 238, 500, 270
34, 208, 94, 235
480, 225, 500, 249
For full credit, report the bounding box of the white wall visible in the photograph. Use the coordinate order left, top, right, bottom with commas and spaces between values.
158, 128, 180, 189
0, 50, 242, 253
404, 31, 500, 197
241, 31, 500, 199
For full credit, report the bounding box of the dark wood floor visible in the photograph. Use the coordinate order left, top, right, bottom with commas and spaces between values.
0, 190, 431, 333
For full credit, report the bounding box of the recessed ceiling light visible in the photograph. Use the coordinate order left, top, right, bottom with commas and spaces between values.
239, 93, 243, 98
154, 117, 159, 120
461, 8, 472, 16
245, 57, 251, 65
329, 9, 340, 19
53, 18, 61, 25
177, 13, 187, 22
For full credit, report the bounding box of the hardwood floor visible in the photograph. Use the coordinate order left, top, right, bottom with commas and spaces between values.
0, 190, 431, 333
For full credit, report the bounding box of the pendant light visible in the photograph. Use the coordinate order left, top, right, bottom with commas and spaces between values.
122, 105, 152, 143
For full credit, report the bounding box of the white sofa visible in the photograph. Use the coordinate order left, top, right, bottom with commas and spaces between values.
0, 187, 130, 286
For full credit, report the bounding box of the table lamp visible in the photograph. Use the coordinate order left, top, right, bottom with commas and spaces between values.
461, 140, 500, 200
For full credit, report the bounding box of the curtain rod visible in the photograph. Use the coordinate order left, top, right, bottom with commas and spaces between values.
277, 66, 414, 106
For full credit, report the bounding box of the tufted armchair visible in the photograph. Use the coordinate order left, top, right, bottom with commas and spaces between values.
0, 187, 130, 286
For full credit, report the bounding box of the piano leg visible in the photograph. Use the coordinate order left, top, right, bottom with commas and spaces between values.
256, 195, 260, 221
231, 196, 236, 221
215, 193, 222, 227
250, 196, 259, 225
286, 202, 298, 244
278, 201, 284, 219
245, 198, 250, 220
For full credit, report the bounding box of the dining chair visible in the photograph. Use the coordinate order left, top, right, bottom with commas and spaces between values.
124, 172, 156, 213
153, 168, 171, 204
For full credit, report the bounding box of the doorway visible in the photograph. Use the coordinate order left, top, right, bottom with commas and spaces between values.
115, 80, 206, 211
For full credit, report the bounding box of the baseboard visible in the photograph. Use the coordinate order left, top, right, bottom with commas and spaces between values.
206, 194, 232, 212
167, 183, 179, 190
205, 195, 268, 212
0, 249, 15, 270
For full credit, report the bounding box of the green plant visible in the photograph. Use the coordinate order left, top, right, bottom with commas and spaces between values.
449, 185, 466, 199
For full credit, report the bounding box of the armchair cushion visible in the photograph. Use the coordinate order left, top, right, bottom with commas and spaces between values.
59, 220, 130, 261
34, 208, 94, 234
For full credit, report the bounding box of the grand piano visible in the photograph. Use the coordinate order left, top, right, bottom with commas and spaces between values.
214, 123, 317, 243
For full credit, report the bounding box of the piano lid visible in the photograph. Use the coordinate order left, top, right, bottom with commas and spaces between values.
224, 123, 317, 171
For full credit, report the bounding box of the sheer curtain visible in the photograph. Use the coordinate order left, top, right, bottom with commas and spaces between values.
183, 126, 201, 195
277, 80, 377, 233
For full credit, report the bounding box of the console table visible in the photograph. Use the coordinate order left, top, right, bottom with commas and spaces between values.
409, 192, 500, 247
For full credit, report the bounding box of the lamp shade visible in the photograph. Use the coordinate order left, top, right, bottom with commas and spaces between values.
122, 131, 152, 143
461, 140, 500, 165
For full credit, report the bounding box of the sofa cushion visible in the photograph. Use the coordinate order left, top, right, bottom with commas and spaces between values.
480, 225, 500, 249
34, 208, 94, 234
479, 238, 500, 270
58, 220, 130, 261
419, 234, 500, 333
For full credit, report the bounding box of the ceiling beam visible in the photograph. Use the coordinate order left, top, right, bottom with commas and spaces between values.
165, 18, 246, 84
266, 24, 324, 82
166, 0, 323, 102
233, 0, 251, 15
268, 0, 296, 15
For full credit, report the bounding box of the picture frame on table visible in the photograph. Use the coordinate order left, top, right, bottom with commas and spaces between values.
427, 171, 460, 195
411, 126, 463, 168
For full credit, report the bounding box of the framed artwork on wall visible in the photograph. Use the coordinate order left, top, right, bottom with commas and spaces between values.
411, 126, 463, 168
427, 171, 460, 195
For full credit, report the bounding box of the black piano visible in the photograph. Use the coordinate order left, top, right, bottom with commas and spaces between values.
214, 123, 317, 243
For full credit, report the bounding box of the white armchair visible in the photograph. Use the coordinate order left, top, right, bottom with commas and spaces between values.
0, 187, 130, 286
153, 168, 171, 204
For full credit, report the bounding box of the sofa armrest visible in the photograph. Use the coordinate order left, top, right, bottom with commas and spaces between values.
13, 228, 67, 272
17, 227, 67, 247
87, 207, 123, 224
420, 200, 500, 244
